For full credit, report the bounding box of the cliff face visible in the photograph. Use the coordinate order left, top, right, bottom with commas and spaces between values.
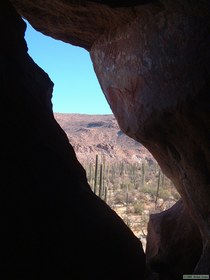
3, 0, 210, 278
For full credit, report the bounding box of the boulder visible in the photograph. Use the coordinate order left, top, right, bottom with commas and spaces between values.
146, 200, 202, 279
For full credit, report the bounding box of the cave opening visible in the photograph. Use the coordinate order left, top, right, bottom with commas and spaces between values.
24, 18, 180, 252
2, 0, 209, 276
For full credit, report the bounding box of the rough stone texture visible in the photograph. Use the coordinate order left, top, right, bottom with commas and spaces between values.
90, 2, 210, 274
10, 0, 156, 50
0, 1, 146, 278
146, 200, 203, 280
5, 0, 210, 276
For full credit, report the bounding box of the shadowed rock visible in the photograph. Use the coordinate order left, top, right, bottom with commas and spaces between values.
4, 0, 210, 276
0, 1, 145, 278
10, 0, 158, 50
146, 200, 203, 279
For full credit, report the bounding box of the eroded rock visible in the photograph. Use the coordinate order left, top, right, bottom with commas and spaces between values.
5, 0, 210, 275
10, 0, 155, 50
90, 2, 210, 273
0, 1, 145, 278
146, 200, 203, 279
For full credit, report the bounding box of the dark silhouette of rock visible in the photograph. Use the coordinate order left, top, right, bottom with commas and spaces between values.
4, 0, 210, 276
146, 200, 203, 280
0, 1, 145, 279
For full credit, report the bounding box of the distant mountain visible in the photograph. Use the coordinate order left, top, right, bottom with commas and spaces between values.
54, 113, 155, 165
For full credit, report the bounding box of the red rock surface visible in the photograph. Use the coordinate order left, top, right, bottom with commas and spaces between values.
5, 0, 210, 276
90, 2, 210, 274
10, 0, 150, 50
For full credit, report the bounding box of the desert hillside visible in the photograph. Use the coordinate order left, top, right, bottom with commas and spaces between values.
54, 113, 155, 165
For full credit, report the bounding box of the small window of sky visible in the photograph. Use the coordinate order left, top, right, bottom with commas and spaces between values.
24, 20, 112, 115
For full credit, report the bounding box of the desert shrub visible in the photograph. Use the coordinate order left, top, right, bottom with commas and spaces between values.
133, 201, 144, 215
171, 188, 180, 200
120, 181, 133, 190
113, 190, 125, 204
141, 185, 157, 198
126, 205, 135, 214
158, 188, 172, 201
126, 190, 139, 204
158, 186, 180, 201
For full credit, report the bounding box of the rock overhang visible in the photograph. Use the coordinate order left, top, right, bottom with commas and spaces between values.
6, 0, 210, 276
10, 0, 159, 50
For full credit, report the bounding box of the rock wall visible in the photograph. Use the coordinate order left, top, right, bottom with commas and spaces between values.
146, 200, 203, 279
90, 1, 210, 274
5, 0, 210, 278
0, 1, 145, 278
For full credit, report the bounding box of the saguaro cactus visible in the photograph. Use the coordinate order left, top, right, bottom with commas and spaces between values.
141, 161, 146, 188
94, 154, 99, 194
155, 168, 162, 208
88, 162, 93, 186
99, 163, 103, 198
104, 186, 108, 203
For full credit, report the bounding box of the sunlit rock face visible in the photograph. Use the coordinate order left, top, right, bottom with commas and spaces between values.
7, 0, 210, 277
1, 1, 145, 278
91, 2, 210, 274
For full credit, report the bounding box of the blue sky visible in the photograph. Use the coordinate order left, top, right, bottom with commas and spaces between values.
24, 20, 112, 115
